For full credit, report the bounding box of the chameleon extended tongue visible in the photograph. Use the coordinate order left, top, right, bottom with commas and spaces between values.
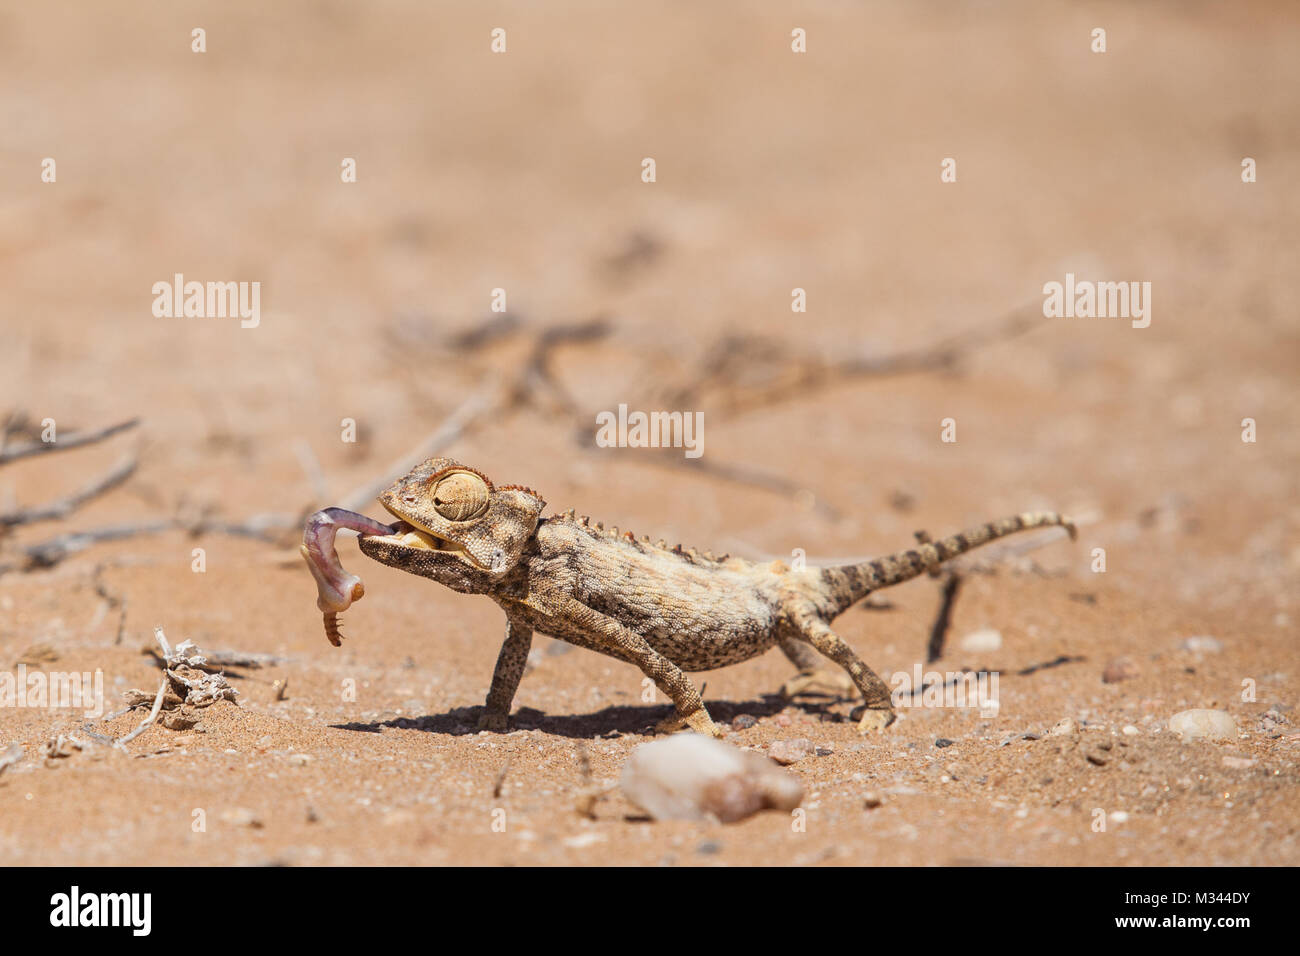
301, 507, 396, 646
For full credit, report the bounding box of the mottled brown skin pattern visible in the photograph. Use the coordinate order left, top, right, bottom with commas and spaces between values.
357, 457, 1076, 737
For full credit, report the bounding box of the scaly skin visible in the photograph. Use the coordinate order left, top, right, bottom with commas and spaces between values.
334, 457, 1075, 737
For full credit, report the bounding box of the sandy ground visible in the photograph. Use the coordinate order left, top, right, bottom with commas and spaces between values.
0, 1, 1297, 866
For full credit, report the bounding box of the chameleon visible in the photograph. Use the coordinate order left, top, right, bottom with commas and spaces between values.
302, 457, 1076, 738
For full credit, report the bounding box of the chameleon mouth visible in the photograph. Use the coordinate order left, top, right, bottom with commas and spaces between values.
376, 519, 461, 552
370, 510, 485, 568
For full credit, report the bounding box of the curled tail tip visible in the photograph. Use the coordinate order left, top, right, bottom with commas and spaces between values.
1028, 510, 1076, 541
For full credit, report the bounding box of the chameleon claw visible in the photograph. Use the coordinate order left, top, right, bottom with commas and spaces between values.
655, 707, 725, 739
854, 707, 896, 735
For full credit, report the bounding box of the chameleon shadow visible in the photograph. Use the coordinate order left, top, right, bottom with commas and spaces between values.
330, 694, 848, 739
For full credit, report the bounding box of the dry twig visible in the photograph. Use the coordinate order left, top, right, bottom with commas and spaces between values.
339, 383, 498, 512
0, 417, 140, 465
925, 572, 963, 664
116, 679, 167, 749
0, 452, 138, 529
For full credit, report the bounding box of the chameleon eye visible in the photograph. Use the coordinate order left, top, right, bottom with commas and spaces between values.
431, 472, 490, 521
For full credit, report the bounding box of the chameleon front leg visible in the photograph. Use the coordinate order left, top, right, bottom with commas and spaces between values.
538, 591, 725, 739
478, 615, 533, 731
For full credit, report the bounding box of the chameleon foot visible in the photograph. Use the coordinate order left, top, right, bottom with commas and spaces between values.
855, 707, 896, 735
654, 707, 725, 739
780, 668, 859, 700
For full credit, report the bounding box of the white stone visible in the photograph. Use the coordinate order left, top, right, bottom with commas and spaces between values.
620, 735, 804, 823
1168, 709, 1238, 741
960, 628, 1003, 652
768, 738, 813, 765
562, 831, 605, 848
1048, 717, 1077, 737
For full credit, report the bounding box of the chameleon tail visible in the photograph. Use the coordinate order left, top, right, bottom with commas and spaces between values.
822, 511, 1075, 614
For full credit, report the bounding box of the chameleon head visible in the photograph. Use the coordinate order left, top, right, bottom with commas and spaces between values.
357, 458, 545, 586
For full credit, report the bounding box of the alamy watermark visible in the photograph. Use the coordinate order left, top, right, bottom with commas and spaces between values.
1043, 272, 1151, 328
595, 404, 703, 459
50, 886, 151, 936
890, 665, 999, 717
0, 665, 104, 719
152, 273, 260, 328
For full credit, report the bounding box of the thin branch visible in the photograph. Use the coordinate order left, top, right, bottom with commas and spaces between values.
0, 418, 140, 465
1016, 655, 1086, 676
19, 520, 173, 570
115, 678, 167, 749
925, 572, 962, 663
444, 312, 523, 351
339, 383, 499, 512
505, 317, 612, 414
660, 302, 1050, 413
292, 439, 330, 506
0, 452, 138, 528
6, 512, 309, 575
581, 439, 842, 522
185, 512, 300, 542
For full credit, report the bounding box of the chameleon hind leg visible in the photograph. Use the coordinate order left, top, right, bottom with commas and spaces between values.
793, 613, 895, 734
778, 635, 859, 699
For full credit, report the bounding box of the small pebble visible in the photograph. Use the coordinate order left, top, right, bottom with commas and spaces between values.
934, 738, 955, 748
769, 738, 814, 765
220, 807, 263, 828
1180, 635, 1223, 653
1109, 811, 1129, 823
775, 714, 793, 728
1122, 725, 1140, 736
1048, 718, 1078, 737
1103, 657, 1140, 683
1168, 709, 1238, 741
1258, 709, 1287, 733
960, 628, 1003, 652
862, 791, 883, 809
731, 714, 758, 730
696, 840, 723, 855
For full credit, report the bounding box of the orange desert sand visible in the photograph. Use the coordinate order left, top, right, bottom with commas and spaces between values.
0, 2, 1296, 865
